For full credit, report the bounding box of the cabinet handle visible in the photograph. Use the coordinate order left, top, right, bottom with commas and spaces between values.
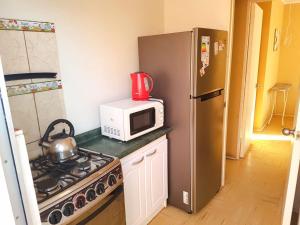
132, 157, 144, 166
146, 149, 157, 157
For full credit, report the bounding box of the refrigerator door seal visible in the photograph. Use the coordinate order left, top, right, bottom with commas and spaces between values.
190, 28, 198, 213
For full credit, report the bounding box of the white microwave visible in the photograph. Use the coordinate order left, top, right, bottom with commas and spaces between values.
100, 98, 164, 141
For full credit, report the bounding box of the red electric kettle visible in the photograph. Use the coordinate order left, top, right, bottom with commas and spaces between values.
130, 72, 153, 100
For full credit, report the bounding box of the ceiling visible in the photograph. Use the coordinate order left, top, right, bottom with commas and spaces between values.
282, 0, 300, 4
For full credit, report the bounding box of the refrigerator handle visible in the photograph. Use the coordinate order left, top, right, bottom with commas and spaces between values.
192, 89, 224, 102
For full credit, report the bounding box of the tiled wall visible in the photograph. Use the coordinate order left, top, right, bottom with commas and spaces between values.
0, 19, 66, 160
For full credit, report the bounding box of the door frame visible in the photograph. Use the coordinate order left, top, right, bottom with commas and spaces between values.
237, 0, 254, 159
221, 0, 235, 186
231, 0, 268, 159
239, 2, 263, 158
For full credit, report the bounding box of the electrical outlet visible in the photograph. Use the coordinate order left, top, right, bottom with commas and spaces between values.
183, 191, 189, 205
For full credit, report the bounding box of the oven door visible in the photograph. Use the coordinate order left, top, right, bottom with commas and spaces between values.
69, 185, 125, 225
129, 107, 156, 136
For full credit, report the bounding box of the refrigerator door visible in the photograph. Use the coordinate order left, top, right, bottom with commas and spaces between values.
192, 28, 227, 97
138, 31, 193, 212
192, 89, 224, 212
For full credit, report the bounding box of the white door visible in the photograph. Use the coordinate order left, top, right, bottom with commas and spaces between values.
123, 154, 146, 225
281, 91, 300, 225
0, 155, 16, 225
240, 3, 263, 157
145, 140, 168, 217
0, 58, 28, 224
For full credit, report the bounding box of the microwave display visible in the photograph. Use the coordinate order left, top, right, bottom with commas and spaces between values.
130, 107, 155, 135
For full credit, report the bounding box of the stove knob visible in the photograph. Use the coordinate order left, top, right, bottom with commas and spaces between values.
86, 189, 96, 202
48, 210, 62, 225
75, 195, 86, 209
108, 174, 117, 186
96, 183, 105, 195
62, 202, 75, 217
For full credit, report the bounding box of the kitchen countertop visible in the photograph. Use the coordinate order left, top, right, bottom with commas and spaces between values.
75, 127, 171, 159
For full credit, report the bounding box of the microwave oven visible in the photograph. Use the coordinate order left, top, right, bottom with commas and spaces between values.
100, 98, 164, 141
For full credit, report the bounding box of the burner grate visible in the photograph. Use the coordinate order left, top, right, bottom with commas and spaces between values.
36, 177, 59, 193
30, 148, 114, 204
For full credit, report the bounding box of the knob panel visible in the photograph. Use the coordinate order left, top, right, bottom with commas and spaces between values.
40, 164, 123, 224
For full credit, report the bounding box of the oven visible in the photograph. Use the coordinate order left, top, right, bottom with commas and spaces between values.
68, 185, 125, 225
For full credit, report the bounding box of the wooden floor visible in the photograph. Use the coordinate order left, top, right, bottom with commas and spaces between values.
149, 118, 292, 225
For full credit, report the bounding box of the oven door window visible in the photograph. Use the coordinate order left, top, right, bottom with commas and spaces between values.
130, 108, 155, 135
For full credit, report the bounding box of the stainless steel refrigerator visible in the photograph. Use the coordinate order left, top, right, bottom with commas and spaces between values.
138, 28, 227, 213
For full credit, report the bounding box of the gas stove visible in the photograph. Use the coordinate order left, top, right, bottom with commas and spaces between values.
30, 148, 123, 225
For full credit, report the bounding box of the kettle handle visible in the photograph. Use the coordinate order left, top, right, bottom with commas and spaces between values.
40, 119, 75, 145
145, 73, 153, 93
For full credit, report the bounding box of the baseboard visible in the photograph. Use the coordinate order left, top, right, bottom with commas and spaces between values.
226, 156, 239, 160
254, 119, 269, 132
254, 114, 294, 132
272, 113, 294, 118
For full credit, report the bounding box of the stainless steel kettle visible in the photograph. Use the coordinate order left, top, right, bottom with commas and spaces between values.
40, 119, 78, 162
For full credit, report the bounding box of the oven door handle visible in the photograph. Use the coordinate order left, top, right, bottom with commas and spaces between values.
76, 185, 123, 225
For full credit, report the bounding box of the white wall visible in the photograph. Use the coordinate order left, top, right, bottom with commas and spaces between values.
0, 0, 164, 134
0, 0, 233, 134
164, 0, 232, 32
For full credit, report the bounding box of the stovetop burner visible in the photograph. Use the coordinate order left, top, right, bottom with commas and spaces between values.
36, 178, 58, 193
78, 161, 91, 171
30, 148, 115, 204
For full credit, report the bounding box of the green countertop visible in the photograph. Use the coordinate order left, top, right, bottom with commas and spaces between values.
75, 127, 171, 159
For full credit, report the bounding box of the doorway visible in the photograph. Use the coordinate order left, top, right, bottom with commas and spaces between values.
252, 2, 299, 140
227, 0, 300, 159
227, 0, 300, 224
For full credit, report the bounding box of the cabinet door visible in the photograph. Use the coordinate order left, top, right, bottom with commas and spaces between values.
145, 139, 168, 217
123, 154, 146, 225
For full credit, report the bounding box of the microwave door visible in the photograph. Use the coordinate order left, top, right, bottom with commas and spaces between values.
130, 107, 156, 136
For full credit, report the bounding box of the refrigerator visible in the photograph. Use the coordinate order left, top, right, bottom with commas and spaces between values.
138, 28, 227, 213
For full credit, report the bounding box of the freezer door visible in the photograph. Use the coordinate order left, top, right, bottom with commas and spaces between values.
192, 90, 224, 212
192, 28, 227, 97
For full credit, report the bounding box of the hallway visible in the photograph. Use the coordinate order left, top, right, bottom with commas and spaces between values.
149, 139, 292, 225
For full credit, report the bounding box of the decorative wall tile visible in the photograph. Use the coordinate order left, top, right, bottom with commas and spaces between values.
25, 32, 60, 83
1, 18, 67, 160
0, 30, 31, 85
35, 89, 66, 136
8, 93, 41, 143
0, 19, 55, 32
26, 141, 43, 160
6, 80, 62, 97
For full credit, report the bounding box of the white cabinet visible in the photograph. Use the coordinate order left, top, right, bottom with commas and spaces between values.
123, 154, 146, 225
121, 136, 168, 225
145, 140, 168, 219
